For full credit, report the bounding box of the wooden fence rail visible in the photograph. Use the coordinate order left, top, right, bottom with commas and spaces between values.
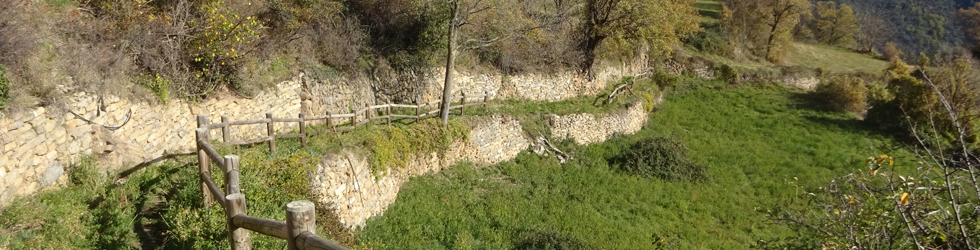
192, 92, 487, 250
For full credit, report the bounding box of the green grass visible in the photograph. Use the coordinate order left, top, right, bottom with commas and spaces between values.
785, 43, 889, 74
358, 78, 914, 249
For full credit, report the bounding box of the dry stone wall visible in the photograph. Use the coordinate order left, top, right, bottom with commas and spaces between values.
312, 100, 653, 229
0, 66, 644, 208
0, 76, 308, 206
549, 100, 651, 145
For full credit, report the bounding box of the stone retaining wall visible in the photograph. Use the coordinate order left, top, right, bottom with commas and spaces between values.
312, 101, 652, 229
0, 67, 641, 208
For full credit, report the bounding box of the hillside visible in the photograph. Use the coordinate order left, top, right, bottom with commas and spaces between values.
2, 0, 980, 249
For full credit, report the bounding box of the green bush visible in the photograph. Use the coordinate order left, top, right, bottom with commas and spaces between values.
814, 75, 868, 114
0, 65, 9, 110
367, 119, 469, 174
617, 137, 707, 182
135, 73, 171, 104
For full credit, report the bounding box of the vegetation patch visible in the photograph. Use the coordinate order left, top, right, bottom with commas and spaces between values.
359, 79, 914, 249
366, 119, 469, 174
814, 75, 868, 115
616, 137, 708, 182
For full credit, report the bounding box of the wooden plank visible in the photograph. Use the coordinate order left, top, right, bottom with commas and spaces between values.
370, 115, 390, 121
274, 118, 304, 123
233, 214, 289, 239
330, 113, 354, 119
355, 107, 370, 115
200, 173, 227, 208
209, 123, 227, 129
424, 100, 442, 107
368, 104, 390, 109
389, 104, 416, 108
305, 115, 330, 121
356, 119, 370, 127
276, 134, 305, 139
425, 109, 440, 116
200, 141, 227, 170
296, 232, 351, 250
390, 115, 418, 119
228, 119, 272, 126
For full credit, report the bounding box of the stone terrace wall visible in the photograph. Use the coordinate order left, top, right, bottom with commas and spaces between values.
0, 66, 641, 208
550, 100, 654, 145
312, 115, 528, 227
419, 66, 646, 103
313, 100, 653, 229
0, 78, 309, 205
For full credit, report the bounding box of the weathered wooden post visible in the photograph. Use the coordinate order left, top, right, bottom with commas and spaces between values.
461, 92, 466, 116
266, 113, 276, 153
327, 111, 335, 133
224, 155, 241, 194
349, 107, 355, 128
225, 193, 251, 250
285, 200, 316, 250
415, 101, 421, 123
299, 113, 307, 149
483, 91, 489, 110
386, 103, 392, 126
221, 115, 230, 143
196, 116, 213, 206
366, 106, 372, 124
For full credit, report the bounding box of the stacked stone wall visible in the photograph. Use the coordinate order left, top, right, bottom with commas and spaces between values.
0, 67, 643, 208
313, 101, 651, 229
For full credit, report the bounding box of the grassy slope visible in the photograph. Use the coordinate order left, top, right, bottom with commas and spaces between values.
785, 43, 889, 74
358, 79, 913, 249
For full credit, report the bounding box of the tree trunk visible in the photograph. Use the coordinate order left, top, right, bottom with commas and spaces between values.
440, 7, 459, 125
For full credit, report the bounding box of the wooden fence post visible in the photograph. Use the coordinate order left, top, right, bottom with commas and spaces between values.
226, 193, 251, 250
266, 113, 276, 153
461, 92, 466, 116
366, 106, 372, 123
415, 101, 421, 123
327, 111, 335, 133
386, 103, 392, 126
299, 113, 307, 149
285, 200, 316, 250
221, 115, 230, 143
224, 155, 241, 194
349, 107, 355, 128
483, 91, 489, 110
195, 116, 213, 206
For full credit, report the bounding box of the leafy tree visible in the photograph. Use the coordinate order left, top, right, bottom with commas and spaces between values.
813, 1, 858, 46
956, 2, 980, 42
578, 0, 700, 77
723, 0, 810, 62
957, 2, 980, 58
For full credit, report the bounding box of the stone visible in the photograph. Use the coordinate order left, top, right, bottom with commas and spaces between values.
40, 162, 63, 187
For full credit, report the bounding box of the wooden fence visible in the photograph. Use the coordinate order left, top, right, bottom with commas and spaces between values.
192, 93, 487, 250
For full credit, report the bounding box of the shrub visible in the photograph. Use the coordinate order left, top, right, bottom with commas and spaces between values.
135, 73, 171, 104
814, 75, 868, 114
617, 137, 707, 182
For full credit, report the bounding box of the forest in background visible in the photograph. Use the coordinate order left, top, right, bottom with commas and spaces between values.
0, 0, 978, 112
